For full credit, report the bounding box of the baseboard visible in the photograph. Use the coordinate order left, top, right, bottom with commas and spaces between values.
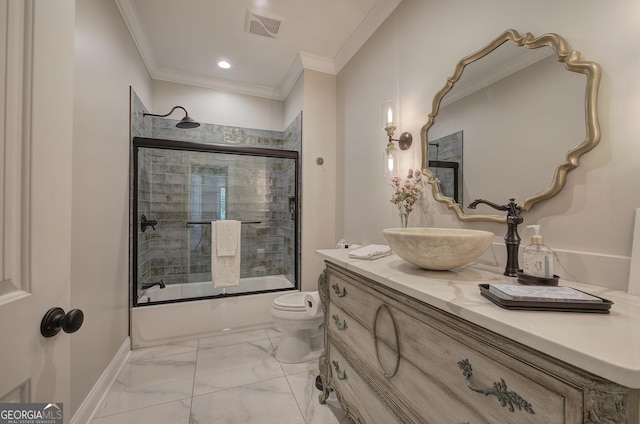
71, 337, 131, 424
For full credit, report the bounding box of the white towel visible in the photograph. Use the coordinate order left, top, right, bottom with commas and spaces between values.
212, 220, 241, 288
216, 220, 241, 256
348, 244, 392, 260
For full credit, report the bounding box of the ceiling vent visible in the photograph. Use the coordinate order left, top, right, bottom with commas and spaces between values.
245, 9, 284, 39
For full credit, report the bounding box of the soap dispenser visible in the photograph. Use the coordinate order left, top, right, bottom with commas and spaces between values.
522, 225, 554, 278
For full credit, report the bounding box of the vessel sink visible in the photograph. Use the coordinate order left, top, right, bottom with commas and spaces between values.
382, 227, 494, 270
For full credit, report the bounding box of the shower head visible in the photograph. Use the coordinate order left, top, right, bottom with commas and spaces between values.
143, 106, 201, 129
176, 115, 200, 129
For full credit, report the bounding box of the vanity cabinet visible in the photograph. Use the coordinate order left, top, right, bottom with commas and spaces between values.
318, 261, 639, 424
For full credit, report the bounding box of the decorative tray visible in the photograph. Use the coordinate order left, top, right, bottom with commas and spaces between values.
479, 284, 613, 313
516, 271, 559, 286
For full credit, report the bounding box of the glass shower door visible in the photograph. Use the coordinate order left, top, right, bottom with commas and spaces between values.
132, 138, 299, 306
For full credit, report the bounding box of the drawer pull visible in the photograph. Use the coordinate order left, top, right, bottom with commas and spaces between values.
332, 360, 348, 380
373, 304, 400, 378
457, 359, 535, 415
332, 314, 348, 330
332, 284, 348, 297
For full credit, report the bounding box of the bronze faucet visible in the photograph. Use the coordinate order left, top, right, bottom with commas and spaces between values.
468, 198, 522, 277
141, 280, 165, 290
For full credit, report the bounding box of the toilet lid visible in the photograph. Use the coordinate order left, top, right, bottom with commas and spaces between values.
273, 292, 307, 310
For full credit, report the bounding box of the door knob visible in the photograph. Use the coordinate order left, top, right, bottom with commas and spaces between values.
40, 307, 84, 337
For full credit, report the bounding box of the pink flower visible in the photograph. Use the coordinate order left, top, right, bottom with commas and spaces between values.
388, 170, 422, 221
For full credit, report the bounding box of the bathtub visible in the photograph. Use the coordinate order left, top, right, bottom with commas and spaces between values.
136, 275, 293, 304
131, 275, 295, 348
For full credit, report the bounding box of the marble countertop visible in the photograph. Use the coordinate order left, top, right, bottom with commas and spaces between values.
317, 248, 640, 389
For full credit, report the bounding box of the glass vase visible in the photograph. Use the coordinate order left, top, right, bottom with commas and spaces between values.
399, 212, 409, 228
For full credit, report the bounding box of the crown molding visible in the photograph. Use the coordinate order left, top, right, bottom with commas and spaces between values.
333, 0, 402, 73
153, 67, 284, 100
114, 0, 158, 73
279, 54, 305, 100
298, 52, 336, 74
115, 0, 401, 101
278, 52, 336, 100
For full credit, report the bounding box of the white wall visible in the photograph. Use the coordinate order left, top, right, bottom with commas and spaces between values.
284, 72, 304, 129
152, 79, 284, 131
300, 70, 338, 290
71, 0, 152, 414
337, 0, 640, 290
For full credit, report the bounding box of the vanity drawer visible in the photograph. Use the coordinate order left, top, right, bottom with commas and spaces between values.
328, 341, 403, 424
388, 303, 583, 424
327, 270, 384, 330
329, 303, 493, 424
327, 302, 378, 366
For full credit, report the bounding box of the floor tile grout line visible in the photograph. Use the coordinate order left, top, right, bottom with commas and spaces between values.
284, 371, 310, 424
92, 358, 194, 421
196, 330, 273, 351
190, 374, 292, 403
188, 338, 201, 421
190, 337, 287, 401
128, 340, 200, 361
92, 395, 194, 421
196, 338, 271, 352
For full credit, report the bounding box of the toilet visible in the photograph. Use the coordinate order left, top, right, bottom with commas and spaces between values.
270, 292, 324, 363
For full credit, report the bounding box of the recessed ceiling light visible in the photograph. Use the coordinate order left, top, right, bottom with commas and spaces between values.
217, 60, 231, 69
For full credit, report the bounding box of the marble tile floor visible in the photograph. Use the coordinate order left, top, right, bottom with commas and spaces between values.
92, 327, 350, 424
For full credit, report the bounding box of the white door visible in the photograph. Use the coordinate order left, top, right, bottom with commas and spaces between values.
0, 0, 75, 419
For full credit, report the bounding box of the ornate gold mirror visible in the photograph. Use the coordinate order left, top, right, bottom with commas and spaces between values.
420, 29, 601, 223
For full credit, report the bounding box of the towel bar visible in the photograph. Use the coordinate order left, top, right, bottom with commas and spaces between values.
185, 220, 262, 226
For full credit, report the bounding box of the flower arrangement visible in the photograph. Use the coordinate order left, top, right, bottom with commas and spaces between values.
389, 169, 422, 228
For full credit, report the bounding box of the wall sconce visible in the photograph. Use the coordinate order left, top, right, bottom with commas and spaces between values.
143, 106, 201, 129
382, 101, 412, 176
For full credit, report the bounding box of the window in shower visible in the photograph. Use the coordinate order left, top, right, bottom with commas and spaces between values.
187, 166, 227, 283
132, 137, 299, 306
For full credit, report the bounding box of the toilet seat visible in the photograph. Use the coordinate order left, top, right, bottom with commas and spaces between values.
272, 292, 307, 312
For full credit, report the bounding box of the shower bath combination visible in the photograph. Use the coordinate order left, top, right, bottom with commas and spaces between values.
129, 93, 302, 347
132, 137, 300, 307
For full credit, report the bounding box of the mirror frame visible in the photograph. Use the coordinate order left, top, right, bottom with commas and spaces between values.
420, 29, 602, 223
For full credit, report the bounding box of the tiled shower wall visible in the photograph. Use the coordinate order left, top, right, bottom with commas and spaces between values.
131, 90, 301, 290
137, 148, 152, 281
428, 130, 463, 206
137, 150, 295, 285
282, 114, 301, 283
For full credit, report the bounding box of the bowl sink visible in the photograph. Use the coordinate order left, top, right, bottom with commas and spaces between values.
383, 227, 494, 270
